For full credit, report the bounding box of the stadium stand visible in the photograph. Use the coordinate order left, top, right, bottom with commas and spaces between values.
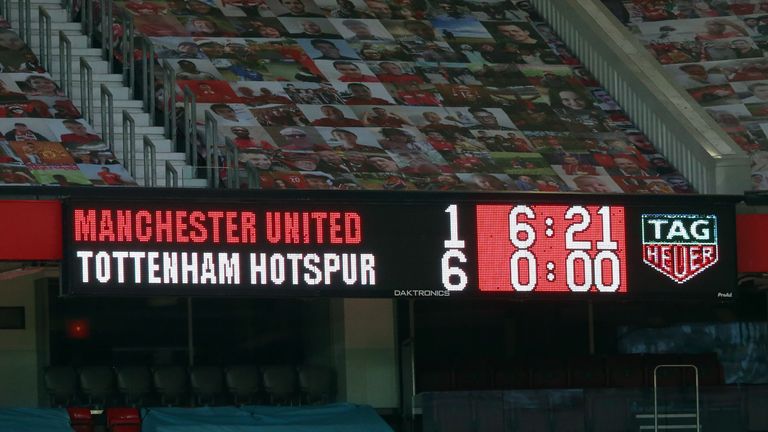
88, 0, 703, 192
616, 0, 768, 190
0, 23, 136, 184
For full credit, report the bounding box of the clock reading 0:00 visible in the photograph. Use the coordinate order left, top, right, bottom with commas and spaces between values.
508, 205, 626, 293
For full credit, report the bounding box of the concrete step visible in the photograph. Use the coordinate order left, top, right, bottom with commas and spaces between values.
70, 86, 133, 100
52, 48, 103, 57
71, 73, 125, 84
92, 112, 151, 126
9, 10, 70, 24
92, 99, 144, 109
114, 139, 174, 154
135, 176, 208, 188
29, 34, 89, 48
49, 57, 105, 74
50, 58, 109, 73
28, 21, 82, 31
26, 0, 63, 5
135, 164, 201, 178
128, 150, 188, 162
114, 126, 166, 136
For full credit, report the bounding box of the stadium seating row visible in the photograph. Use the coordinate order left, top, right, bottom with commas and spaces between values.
0, 22, 135, 185
416, 353, 724, 392
622, 0, 768, 190
108, 0, 696, 192
44, 364, 334, 408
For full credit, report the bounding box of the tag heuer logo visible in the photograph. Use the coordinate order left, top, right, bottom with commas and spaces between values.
641, 214, 718, 284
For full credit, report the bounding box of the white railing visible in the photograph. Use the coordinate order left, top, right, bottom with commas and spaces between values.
530, 0, 750, 194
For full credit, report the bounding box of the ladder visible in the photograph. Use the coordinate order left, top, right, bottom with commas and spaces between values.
650, 364, 700, 432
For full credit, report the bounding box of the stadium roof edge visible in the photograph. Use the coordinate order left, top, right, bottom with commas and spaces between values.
530, 0, 751, 194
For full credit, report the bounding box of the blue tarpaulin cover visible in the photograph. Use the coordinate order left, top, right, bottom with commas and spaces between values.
142, 403, 393, 432
0, 408, 73, 432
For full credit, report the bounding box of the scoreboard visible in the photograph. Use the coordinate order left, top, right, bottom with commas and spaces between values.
62, 192, 736, 300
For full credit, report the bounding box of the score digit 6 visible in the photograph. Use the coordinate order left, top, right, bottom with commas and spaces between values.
509, 205, 537, 292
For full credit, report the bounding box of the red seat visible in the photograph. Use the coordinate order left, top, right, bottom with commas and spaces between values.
67, 407, 93, 432
106, 407, 140, 432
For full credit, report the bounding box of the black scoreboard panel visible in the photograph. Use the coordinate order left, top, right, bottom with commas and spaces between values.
62, 193, 737, 300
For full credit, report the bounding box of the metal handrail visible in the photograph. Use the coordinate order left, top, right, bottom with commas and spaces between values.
165, 160, 178, 187
121, 110, 136, 177
161, 59, 176, 142
0, 0, 10, 25
142, 135, 157, 187
246, 164, 261, 189
82, 0, 93, 41
18, 0, 31, 44
182, 85, 196, 167
122, 14, 135, 91
100, 84, 114, 152
140, 37, 155, 113
224, 136, 238, 189
38, 6, 52, 72
101, 0, 113, 73
58, 31, 72, 98
653, 364, 700, 432
203, 110, 218, 188
79, 57, 93, 124
60, 0, 72, 21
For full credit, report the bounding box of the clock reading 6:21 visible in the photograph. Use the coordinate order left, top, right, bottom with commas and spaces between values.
475, 205, 628, 293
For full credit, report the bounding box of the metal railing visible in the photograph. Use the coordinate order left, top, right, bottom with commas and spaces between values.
165, 161, 178, 187
161, 59, 176, 143
100, 83, 114, 152
653, 365, 700, 432
18, 0, 31, 44
38, 6, 52, 72
121, 110, 136, 177
246, 164, 261, 189
142, 135, 157, 187
61, 0, 73, 21
203, 110, 218, 188
100, 0, 113, 73
79, 57, 93, 124
182, 85, 196, 167
81, 0, 91, 40
224, 136, 238, 189
140, 37, 155, 114
58, 31, 72, 98
122, 14, 134, 92
530, 0, 750, 193
0, 0, 10, 25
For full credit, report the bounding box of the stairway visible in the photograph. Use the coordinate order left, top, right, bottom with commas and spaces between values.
7, 0, 207, 187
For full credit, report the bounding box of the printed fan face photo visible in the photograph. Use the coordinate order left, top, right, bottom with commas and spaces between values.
0, 2, 700, 194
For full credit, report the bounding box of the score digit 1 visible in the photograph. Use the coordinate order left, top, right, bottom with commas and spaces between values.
441, 204, 467, 291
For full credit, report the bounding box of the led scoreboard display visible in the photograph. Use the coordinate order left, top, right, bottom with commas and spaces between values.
62, 193, 736, 300
474, 205, 627, 293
